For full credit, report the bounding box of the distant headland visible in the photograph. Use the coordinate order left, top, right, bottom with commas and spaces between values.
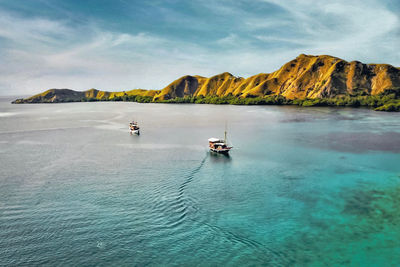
13, 54, 400, 111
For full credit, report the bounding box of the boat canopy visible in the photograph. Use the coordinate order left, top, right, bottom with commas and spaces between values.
208, 138, 221, 142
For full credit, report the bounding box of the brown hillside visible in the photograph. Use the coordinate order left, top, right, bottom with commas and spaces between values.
154, 54, 400, 100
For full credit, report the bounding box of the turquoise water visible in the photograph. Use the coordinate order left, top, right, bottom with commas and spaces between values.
0, 98, 399, 266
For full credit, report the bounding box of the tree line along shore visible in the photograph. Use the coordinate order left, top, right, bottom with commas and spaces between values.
14, 92, 400, 112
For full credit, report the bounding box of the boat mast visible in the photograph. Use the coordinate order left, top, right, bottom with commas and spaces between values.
224, 122, 227, 144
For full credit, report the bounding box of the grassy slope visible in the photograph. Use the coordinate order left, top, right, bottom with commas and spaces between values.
154, 54, 400, 100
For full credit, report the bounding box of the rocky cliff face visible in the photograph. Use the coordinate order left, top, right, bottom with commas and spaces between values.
13, 54, 400, 103
154, 54, 400, 100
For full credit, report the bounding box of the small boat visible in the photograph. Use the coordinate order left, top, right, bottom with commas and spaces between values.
208, 128, 232, 154
129, 121, 140, 135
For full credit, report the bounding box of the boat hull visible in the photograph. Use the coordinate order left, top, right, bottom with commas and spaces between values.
130, 130, 140, 135
209, 148, 231, 154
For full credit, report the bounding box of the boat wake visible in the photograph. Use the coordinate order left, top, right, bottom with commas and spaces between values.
149, 153, 208, 228
177, 154, 208, 201
149, 153, 291, 265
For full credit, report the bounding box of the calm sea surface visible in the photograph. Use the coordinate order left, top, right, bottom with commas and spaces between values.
0, 97, 399, 266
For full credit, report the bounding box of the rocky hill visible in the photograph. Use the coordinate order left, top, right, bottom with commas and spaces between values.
13, 54, 400, 105
154, 54, 400, 100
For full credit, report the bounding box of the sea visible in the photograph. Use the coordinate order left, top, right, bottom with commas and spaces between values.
0, 97, 399, 266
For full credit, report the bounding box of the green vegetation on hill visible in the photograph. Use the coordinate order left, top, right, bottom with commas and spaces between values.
157, 94, 399, 111
49, 92, 398, 112
13, 93, 400, 112
81, 95, 154, 103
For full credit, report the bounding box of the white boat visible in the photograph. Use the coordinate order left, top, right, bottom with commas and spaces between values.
129, 121, 140, 135
208, 129, 232, 154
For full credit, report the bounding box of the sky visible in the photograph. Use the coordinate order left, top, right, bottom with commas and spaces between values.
0, 0, 399, 95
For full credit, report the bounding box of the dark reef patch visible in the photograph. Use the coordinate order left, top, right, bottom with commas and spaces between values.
310, 131, 400, 153
276, 184, 400, 265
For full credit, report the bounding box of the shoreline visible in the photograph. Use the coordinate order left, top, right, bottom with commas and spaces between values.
11, 95, 400, 112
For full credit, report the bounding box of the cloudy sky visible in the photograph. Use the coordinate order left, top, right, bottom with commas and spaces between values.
0, 0, 399, 95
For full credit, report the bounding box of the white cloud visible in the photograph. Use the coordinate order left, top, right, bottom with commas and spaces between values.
0, 10, 215, 95
0, 0, 399, 96
254, 0, 400, 62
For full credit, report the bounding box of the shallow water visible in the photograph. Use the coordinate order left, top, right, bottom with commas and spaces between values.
0, 97, 399, 266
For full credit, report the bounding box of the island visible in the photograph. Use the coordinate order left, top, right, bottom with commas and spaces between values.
13, 54, 400, 111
